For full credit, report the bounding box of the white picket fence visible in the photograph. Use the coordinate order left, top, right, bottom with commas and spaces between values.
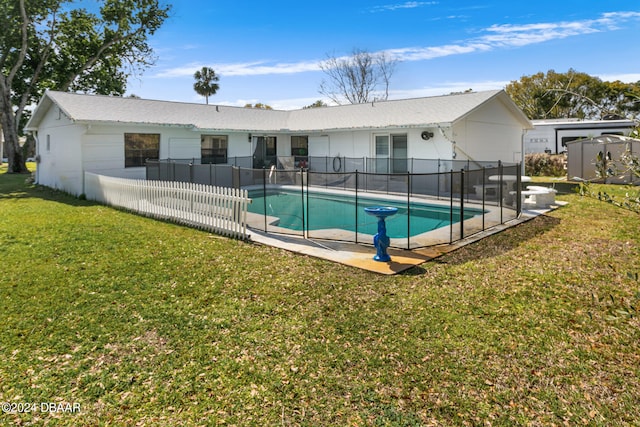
84, 172, 251, 239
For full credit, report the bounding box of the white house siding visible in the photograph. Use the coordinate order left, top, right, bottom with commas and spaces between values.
82, 132, 127, 176
330, 131, 365, 158
304, 129, 452, 160
405, 128, 451, 160
224, 133, 250, 159
453, 99, 523, 165
166, 137, 200, 159
35, 108, 85, 196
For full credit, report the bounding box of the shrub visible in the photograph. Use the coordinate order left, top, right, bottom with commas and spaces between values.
524, 153, 566, 176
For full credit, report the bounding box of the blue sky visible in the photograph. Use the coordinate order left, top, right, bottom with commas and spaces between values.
124, 1, 640, 110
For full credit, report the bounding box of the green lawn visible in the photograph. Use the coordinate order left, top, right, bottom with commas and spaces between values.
1, 166, 639, 426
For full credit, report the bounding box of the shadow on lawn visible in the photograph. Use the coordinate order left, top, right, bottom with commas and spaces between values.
423, 214, 562, 267
0, 172, 97, 208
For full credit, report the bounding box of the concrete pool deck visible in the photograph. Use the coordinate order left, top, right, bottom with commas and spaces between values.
247, 203, 566, 275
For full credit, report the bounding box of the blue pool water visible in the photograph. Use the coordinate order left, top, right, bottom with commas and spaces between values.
248, 189, 483, 238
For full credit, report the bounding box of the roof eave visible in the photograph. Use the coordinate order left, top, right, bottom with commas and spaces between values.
454, 91, 533, 130
24, 92, 54, 131
287, 122, 449, 134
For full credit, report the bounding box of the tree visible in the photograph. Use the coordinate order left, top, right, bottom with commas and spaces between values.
318, 48, 397, 105
244, 103, 272, 110
303, 100, 328, 109
505, 69, 640, 120
0, 0, 171, 174
193, 67, 219, 104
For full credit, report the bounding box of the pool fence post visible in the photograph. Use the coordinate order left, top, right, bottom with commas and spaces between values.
516, 165, 522, 216
460, 168, 465, 240
407, 171, 411, 249
449, 169, 454, 244
301, 167, 306, 239
482, 166, 486, 230
262, 167, 267, 232
305, 166, 310, 235
437, 159, 441, 200
498, 160, 504, 224
355, 170, 359, 244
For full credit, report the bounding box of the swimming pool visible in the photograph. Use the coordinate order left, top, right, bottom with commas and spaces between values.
247, 189, 484, 238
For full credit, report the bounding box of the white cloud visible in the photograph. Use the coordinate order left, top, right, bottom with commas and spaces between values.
154, 60, 321, 78
153, 11, 640, 79
595, 73, 640, 83
370, 1, 438, 13
217, 60, 321, 76
387, 12, 640, 62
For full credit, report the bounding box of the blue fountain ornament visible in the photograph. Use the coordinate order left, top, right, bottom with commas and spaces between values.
364, 206, 398, 262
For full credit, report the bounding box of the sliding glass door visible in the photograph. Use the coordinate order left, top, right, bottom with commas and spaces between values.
374, 133, 407, 173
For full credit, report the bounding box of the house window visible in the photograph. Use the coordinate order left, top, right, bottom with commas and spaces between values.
291, 136, 308, 167
124, 133, 160, 167
201, 135, 228, 164
46, 135, 50, 151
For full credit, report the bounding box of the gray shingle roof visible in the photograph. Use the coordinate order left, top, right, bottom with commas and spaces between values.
26, 89, 531, 132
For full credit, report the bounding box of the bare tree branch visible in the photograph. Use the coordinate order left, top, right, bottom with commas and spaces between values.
319, 49, 398, 104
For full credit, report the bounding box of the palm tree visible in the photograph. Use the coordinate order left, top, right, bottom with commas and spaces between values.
193, 67, 220, 104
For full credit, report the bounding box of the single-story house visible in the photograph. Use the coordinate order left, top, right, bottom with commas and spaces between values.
25, 89, 532, 196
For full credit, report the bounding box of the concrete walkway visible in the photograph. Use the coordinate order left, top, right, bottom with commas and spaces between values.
247, 203, 566, 275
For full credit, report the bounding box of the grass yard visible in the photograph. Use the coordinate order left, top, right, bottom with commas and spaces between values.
1, 166, 639, 426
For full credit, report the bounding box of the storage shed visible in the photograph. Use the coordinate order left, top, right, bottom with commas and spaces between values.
566, 135, 640, 184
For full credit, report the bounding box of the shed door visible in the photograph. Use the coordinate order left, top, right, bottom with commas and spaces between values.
582, 142, 604, 181
606, 143, 629, 184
